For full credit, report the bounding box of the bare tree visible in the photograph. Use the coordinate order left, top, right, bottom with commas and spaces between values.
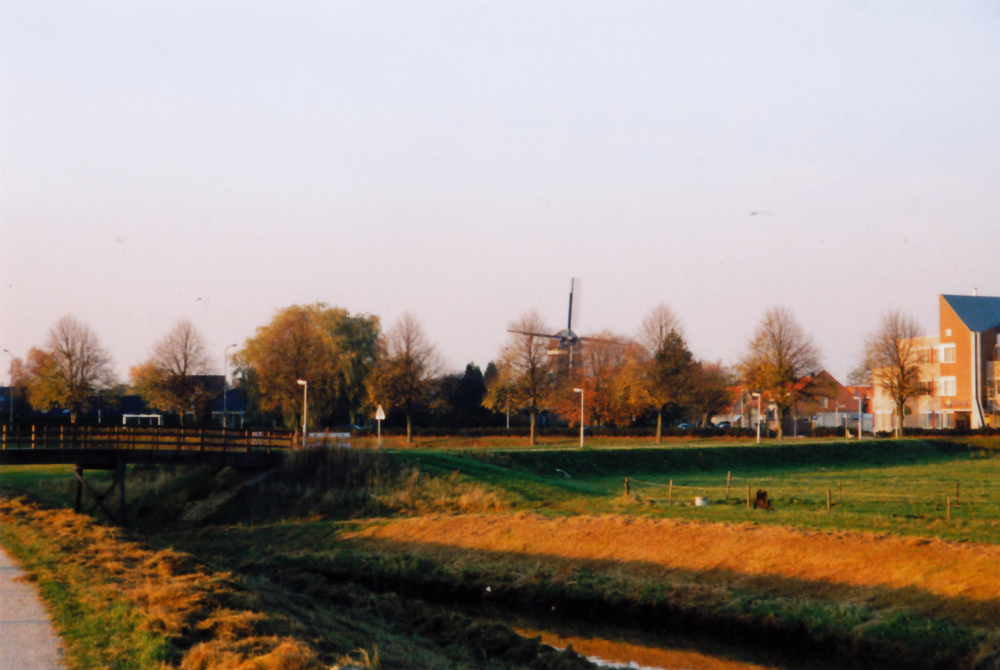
499, 310, 558, 445
738, 306, 820, 440
634, 304, 694, 443
26, 316, 117, 423
366, 313, 442, 444
861, 310, 924, 438
130, 320, 212, 425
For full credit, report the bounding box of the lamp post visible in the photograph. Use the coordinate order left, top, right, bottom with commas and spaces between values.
3, 349, 12, 426
854, 394, 864, 439
752, 392, 762, 443
573, 388, 584, 448
223, 344, 237, 428
297, 380, 308, 449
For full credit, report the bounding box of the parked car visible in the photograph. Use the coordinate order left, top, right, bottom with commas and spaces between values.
676, 423, 694, 430
715, 421, 732, 429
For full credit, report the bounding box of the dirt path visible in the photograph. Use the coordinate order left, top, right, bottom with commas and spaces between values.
0, 546, 67, 670
342, 513, 1000, 627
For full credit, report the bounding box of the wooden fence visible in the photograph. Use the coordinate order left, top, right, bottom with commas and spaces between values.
1, 424, 293, 453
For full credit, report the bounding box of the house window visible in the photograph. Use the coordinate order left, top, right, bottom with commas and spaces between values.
917, 349, 932, 364
821, 397, 828, 409
988, 377, 996, 402
940, 345, 956, 363
937, 377, 956, 397
920, 412, 934, 429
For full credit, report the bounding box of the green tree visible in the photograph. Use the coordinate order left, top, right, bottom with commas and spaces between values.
26, 316, 117, 423
366, 313, 441, 444
327, 312, 380, 426
635, 305, 694, 443
738, 306, 821, 440
130, 320, 212, 425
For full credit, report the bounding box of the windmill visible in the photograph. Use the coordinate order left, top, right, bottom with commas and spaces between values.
507, 278, 593, 371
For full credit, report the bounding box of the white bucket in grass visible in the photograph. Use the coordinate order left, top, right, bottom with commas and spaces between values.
694, 497, 709, 507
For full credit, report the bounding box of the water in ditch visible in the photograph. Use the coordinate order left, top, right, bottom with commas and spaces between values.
473, 608, 869, 670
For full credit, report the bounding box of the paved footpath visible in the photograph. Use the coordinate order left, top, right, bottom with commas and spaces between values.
0, 546, 68, 670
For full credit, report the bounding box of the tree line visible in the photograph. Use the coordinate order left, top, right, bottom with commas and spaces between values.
5, 302, 928, 440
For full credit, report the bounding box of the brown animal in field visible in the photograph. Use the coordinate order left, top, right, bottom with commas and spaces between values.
754, 489, 772, 511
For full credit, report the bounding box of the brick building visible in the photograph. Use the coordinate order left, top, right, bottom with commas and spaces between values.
872, 294, 1000, 431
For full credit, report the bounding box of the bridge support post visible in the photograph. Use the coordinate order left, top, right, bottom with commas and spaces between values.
74, 466, 83, 513
118, 461, 127, 527
72, 463, 127, 527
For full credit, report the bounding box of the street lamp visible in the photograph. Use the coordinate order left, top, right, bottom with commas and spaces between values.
297, 380, 308, 449
573, 388, 585, 448
752, 392, 762, 443
223, 344, 237, 428
3, 349, 12, 426
854, 394, 864, 440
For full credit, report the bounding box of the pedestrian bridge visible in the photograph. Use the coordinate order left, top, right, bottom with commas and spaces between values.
0, 425, 291, 525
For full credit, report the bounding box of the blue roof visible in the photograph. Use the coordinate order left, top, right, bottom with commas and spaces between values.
942, 295, 1000, 333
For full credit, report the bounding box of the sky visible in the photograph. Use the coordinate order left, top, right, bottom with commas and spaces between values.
2, 1, 999, 389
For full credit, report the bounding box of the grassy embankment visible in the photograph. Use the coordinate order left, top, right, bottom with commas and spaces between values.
3, 436, 1000, 668
0, 463, 596, 670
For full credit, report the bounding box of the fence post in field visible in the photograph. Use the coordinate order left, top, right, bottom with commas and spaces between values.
726, 471, 731, 499
947, 496, 951, 521
31, 425, 35, 449
199, 428, 204, 453
956, 481, 960, 501
625, 476, 630, 496
839, 480, 842, 503
668, 479, 673, 504
2, 425, 5, 450
244, 430, 249, 454
826, 489, 831, 512
747, 486, 751, 509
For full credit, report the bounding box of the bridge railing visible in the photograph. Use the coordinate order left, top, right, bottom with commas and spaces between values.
0, 425, 293, 453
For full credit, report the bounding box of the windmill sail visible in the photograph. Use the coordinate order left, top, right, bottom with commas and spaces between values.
568, 277, 582, 333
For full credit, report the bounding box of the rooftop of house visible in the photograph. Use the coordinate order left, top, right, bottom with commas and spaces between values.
942, 294, 1000, 333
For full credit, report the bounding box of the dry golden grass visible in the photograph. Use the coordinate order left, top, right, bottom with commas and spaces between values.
369, 469, 508, 515
0, 498, 324, 670
341, 513, 1000, 628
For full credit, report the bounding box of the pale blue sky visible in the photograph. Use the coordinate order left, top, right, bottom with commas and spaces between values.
3, 1, 999, 386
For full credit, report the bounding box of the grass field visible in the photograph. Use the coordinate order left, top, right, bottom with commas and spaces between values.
2, 435, 1000, 669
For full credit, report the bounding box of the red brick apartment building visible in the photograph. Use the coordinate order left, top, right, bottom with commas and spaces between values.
872, 294, 1000, 431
